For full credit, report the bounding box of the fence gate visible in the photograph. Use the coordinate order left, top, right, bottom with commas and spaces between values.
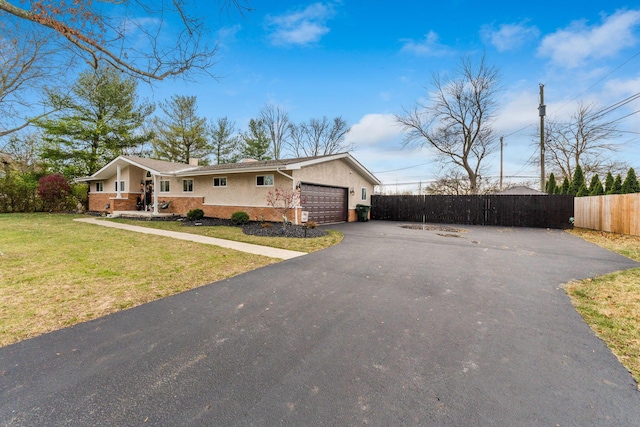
370, 195, 574, 229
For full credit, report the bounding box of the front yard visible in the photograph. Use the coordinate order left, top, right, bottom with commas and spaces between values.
0, 213, 341, 347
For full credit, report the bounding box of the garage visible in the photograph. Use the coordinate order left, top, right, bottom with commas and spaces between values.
300, 183, 348, 224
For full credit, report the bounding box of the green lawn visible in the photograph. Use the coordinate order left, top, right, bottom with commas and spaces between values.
0, 213, 342, 347
108, 217, 343, 253
566, 229, 640, 387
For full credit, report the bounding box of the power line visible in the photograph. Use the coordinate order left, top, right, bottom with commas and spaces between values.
551, 48, 640, 116
373, 161, 432, 174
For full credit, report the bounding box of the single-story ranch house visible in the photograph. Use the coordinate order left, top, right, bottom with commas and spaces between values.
80, 152, 381, 224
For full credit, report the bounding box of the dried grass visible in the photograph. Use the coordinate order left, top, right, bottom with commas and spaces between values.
566, 228, 640, 386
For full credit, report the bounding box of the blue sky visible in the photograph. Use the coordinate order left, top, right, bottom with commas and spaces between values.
141, 1, 640, 192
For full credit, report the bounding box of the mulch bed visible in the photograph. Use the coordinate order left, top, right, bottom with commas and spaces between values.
182, 217, 328, 238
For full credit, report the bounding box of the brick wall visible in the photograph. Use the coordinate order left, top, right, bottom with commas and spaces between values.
156, 197, 205, 215
88, 193, 114, 212
202, 205, 302, 223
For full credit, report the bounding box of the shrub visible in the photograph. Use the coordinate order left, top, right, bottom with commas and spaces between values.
186, 208, 204, 221
37, 174, 71, 212
231, 211, 249, 225
306, 221, 318, 229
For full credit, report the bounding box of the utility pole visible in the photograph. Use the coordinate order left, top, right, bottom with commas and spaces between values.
499, 136, 504, 191
538, 84, 546, 192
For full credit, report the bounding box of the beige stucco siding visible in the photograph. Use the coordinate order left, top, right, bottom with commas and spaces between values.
293, 159, 374, 208
198, 171, 295, 207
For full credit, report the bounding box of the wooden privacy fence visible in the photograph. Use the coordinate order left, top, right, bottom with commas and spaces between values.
371, 194, 575, 229
574, 193, 640, 236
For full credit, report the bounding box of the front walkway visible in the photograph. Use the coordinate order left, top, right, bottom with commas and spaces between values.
74, 217, 306, 260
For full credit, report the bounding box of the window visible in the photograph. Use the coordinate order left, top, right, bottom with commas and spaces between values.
95, 182, 104, 192
114, 181, 125, 191
256, 174, 274, 186
213, 177, 227, 187
183, 179, 194, 192
361, 187, 367, 201
160, 180, 170, 192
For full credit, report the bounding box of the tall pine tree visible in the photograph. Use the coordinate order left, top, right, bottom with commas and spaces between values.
560, 177, 570, 195
622, 167, 640, 193
604, 172, 615, 194
240, 119, 272, 161
608, 175, 623, 194
545, 173, 557, 195
38, 67, 153, 178
210, 117, 241, 164
589, 174, 604, 196
152, 95, 211, 165
568, 164, 585, 196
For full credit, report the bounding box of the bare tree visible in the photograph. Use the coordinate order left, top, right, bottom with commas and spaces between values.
0, 0, 249, 82
0, 21, 67, 137
287, 116, 352, 157
259, 104, 289, 160
424, 169, 499, 195
544, 101, 622, 180
396, 56, 501, 194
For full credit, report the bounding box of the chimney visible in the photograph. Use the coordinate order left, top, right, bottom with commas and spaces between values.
189, 158, 199, 166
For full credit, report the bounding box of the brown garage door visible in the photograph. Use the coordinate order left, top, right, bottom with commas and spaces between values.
300, 183, 347, 224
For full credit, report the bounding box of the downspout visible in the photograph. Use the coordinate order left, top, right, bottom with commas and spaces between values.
275, 168, 298, 225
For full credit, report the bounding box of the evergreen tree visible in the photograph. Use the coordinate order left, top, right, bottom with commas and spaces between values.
608, 175, 623, 194
589, 174, 604, 196
576, 182, 589, 197
621, 167, 640, 193
604, 172, 615, 194
545, 173, 557, 195
38, 67, 154, 178
152, 95, 211, 165
210, 117, 241, 164
560, 177, 570, 195
240, 119, 272, 161
568, 164, 585, 196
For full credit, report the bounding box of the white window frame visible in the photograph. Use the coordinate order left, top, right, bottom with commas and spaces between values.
213, 177, 227, 187
160, 180, 170, 193
182, 179, 194, 193
95, 182, 104, 192
256, 174, 274, 187
361, 187, 367, 201
114, 181, 125, 192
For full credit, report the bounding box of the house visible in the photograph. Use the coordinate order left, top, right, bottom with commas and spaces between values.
80, 153, 381, 224
496, 185, 546, 195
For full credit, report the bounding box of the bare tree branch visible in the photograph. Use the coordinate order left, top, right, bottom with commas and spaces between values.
396, 55, 501, 194
260, 103, 290, 160
287, 116, 352, 157
545, 101, 622, 180
0, 0, 243, 82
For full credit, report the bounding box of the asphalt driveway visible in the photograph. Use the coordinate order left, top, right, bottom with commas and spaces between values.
2, 221, 639, 426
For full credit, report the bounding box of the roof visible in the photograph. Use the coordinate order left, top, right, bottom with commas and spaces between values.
79, 152, 381, 185
496, 185, 546, 195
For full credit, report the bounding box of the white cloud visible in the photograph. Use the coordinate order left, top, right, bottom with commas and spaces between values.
266, 2, 337, 46
494, 90, 540, 135
217, 24, 242, 47
400, 31, 452, 56
481, 22, 539, 52
538, 9, 640, 68
603, 75, 640, 98
345, 114, 404, 147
